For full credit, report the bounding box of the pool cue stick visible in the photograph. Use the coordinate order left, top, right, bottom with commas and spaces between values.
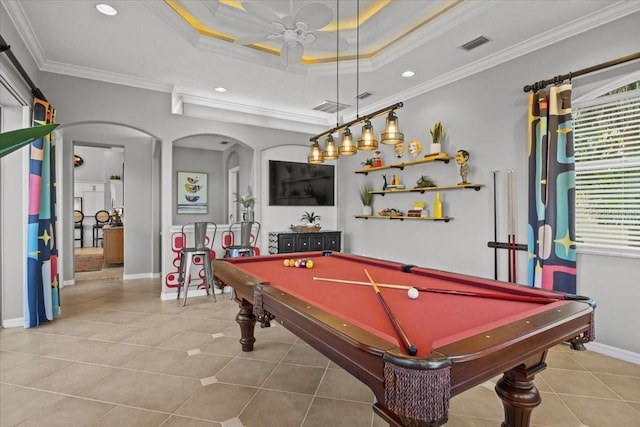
507, 169, 515, 283
364, 269, 418, 356
511, 169, 517, 283
313, 277, 557, 304
492, 171, 499, 280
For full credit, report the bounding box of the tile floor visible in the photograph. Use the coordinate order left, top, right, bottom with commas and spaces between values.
1, 270, 639, 427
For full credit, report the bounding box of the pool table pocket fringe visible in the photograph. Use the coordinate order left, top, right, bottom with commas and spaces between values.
384, 362, 451, 426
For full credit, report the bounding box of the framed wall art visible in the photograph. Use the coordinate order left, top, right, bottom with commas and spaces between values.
177, 171, 208, 214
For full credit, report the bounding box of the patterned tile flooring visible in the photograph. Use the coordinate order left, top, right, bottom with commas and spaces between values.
1, 272, 639, 426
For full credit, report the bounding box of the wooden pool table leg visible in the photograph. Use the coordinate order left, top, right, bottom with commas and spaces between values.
495, 362, 544, 427
236, 299, 256, 352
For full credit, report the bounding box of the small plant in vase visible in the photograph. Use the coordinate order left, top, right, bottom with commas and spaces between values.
291, 211, 322, 232
234, 186, 256, 221
359, 182, 374, 216
429, 121, 445, 154
361, 158, 376, 168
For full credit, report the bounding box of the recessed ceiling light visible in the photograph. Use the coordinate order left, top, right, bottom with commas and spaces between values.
214, 87, 227, 93
402, 70, 415, 78
96, 4, 117, 16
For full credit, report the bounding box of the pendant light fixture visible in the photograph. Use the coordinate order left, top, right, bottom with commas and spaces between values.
308, 139, 324, 164
357, 119, 378, 150
308, 0, 403, 161
380, 110, 404, 145
323, 134, 339, 160
338, 127, 356, 155
323, 0, 341, 161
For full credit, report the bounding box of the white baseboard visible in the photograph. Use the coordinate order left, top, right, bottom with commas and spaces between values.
123, 272, 155, 280
588, 341, 640, 365
61, 280, 75, 287
2, 317, 24, 328
160, 287, 229, 301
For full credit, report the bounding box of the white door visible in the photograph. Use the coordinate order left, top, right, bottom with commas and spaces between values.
228, 166, 239, 223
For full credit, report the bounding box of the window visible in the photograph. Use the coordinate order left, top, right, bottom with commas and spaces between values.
574, 82, 640, 256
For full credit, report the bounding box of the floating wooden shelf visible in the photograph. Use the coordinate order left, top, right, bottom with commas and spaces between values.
354, 152, 452, 174
370, 183, 484, 195
354, 215, 452, 222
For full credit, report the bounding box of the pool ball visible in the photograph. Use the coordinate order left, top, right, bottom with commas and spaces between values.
407, 287, 419, 299
306, 259, 314, 269
283, 259, 290, 267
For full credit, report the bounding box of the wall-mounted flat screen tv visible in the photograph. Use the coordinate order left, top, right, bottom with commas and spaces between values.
269, 160, 335, 206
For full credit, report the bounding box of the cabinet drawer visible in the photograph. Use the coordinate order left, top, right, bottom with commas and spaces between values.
323, 232, 341, 251
278, 235, 295, 253
295, 234, 312, 252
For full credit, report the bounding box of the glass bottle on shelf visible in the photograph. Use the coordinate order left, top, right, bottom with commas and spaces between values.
434, 192, 443, 218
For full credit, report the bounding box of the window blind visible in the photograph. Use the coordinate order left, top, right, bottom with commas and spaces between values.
574, 93, 640, 256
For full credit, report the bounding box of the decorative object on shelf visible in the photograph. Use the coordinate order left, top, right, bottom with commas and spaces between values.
408, 201, 428, 217
359, 181, 374, 215
456, 149, 470, 184
110, 175, 121, 180
393, 140, 404, 158
434, 192, 443, 218
234, 185, 256, 221
378, 207, 404, 216
361, 157, 376, 168
429, 121, 445, 154
415, 175, 436, 189
387, 174, 405, 190
408, 140, 422, 158
373, 150, 383, 167
382, 174, 388, 191
177, 171, 207, 214
73, 154, 84, 167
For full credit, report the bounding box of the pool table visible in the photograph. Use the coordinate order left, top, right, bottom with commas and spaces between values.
213, 251, 594, 427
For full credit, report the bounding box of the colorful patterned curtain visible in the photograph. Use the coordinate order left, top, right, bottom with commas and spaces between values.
25, 98, 59, 327
527, 84, 577, 293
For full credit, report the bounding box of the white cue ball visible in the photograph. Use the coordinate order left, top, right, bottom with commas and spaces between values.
407, 287, 419, 299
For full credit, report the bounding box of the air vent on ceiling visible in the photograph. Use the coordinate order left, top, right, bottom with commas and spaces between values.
460, 35, 490, 51
312, 101, 350, 114
356, 91, 373, 100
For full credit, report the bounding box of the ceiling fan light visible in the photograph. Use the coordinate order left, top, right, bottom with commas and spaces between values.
380, 111, 404, 145
357, 120, 378, 151
308, 140, 324, 164
338, 128, 357, 156
322, 135, 339, 160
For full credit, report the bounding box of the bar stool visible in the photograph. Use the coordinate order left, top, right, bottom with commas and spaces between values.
74, 210, 84, 248
93, 210, 110, 247
177, 222, 217, 306
222, 221, 260, 258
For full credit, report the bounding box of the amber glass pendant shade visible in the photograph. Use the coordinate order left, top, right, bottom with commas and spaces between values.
308, 140, 324, 164
338, 128, 357, 156
358, 120, 378, 150
380, 111, 404, 145
322, 135, 339, 160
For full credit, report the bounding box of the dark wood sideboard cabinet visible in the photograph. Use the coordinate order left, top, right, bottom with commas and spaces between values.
268, 231, 341, 254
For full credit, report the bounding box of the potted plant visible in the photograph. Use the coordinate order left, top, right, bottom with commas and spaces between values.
0, 123, 59, 158
429, 121, 444, 154
234, 185, 256, 221
361, 158, 375, 168
300, 211, 321, 225
359, 182, 374, 215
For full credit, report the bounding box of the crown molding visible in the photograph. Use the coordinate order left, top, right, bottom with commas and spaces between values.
2, 0, 47, 67
363, 0, 640, 116
173, 92, 331, 133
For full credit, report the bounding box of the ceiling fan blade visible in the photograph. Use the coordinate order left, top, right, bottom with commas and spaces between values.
294, 3, 333, 31
280, 42, 304, 64
234, 34, 271, 45
309, 31, 349, 52
241, 1, 283, 25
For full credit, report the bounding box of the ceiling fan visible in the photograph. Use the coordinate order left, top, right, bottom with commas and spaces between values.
234, 0, 349, 63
